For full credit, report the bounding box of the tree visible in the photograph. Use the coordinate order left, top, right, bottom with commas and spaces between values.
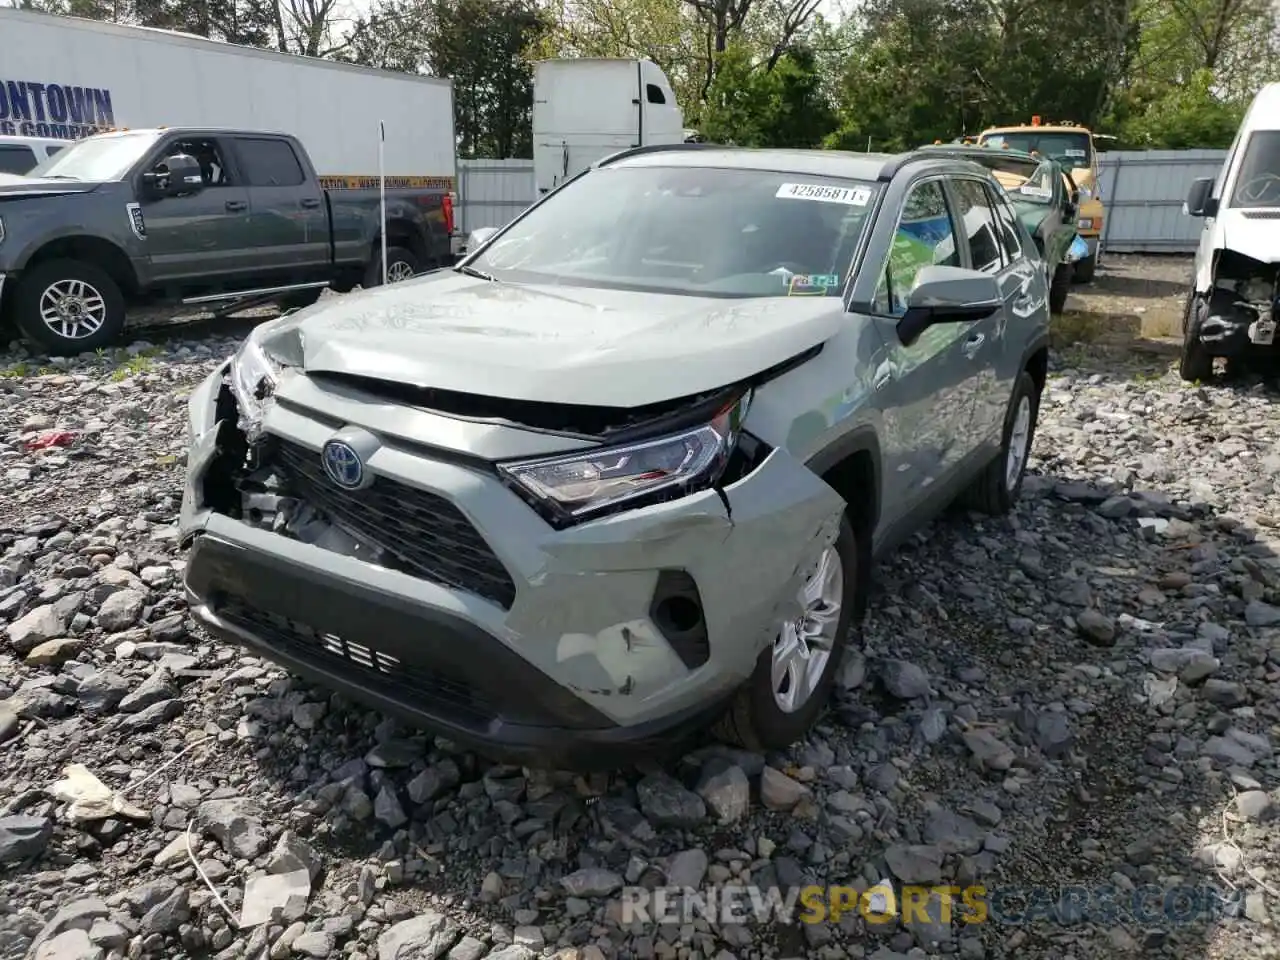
699, 40, 834, 146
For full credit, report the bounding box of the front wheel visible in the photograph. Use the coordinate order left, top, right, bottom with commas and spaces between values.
13, 259, 126, 354
961, 370, 1040, 515
713, 515, 859, 752
1179, 292, 1214, 382
1049, 262, 1073, 315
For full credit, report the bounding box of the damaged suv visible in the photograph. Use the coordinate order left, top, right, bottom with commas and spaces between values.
1182, 83, 1280, 381
180, 144, 1051, 768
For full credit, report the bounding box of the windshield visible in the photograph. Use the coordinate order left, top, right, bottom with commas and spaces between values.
979, 131, 1092, 168
26, 132, 161, 181
466, 165, 881, 298
1230, 131, 1280, 207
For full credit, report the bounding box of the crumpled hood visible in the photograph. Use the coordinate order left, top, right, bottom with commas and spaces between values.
0, 174, 103, 197
266, 272, 844, 407
1214, 209, 1280, 264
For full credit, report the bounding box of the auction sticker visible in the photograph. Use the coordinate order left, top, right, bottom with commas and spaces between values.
777, 182, 870, 205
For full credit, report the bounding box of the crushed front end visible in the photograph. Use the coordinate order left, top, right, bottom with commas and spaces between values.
1194, 250, 1280, 361
179, 332, 843, 768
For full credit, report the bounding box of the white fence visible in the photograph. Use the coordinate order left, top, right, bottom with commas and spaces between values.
457, 149, 1233, 255
456, 159, 534, 234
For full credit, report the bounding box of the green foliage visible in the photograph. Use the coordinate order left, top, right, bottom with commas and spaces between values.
26, 0, 1280, 156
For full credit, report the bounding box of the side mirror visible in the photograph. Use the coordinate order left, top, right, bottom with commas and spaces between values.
143, 153, 204, 197
1185, 177, 1217, 218
896, 265, 1002, 346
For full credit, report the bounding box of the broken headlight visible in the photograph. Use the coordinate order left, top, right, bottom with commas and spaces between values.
499, 391, 751, 523
228, 337, 281, 440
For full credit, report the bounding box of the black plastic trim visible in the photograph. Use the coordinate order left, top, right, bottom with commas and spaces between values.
649, 570, 709, 670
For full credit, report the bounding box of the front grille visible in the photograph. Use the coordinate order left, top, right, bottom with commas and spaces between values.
218, 599, 495, 723
268, 438, 518, 609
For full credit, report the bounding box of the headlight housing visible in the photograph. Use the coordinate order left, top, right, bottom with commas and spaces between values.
228, 337, 281, 440
499, 391, 751, 525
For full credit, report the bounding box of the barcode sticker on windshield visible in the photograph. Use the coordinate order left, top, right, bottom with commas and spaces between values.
1064, 148, 1086, 157
1019, 185, 1052, 198
777, 182, 870, 206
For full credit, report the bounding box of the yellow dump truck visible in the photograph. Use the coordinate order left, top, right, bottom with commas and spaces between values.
975, 118, 1110, 282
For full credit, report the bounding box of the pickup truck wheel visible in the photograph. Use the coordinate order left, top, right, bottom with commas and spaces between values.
14, 259, 125, 355
961, 370, 1040, 515
1072, 252, 1097, 283
712, 515, 858, 752
1049, 262, 1072, 315
363, 246, 420, 288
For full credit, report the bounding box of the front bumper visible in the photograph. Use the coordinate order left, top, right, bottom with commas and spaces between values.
180, 365, 844, 765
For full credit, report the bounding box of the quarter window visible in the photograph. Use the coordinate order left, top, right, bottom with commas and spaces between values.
874, 180, 960, 316
950, 178, 1004, 273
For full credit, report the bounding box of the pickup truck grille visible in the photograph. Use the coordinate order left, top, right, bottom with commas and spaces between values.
268, 438, 518, 610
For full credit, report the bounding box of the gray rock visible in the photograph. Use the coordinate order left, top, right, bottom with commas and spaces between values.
195, 797, 269, 859
1076, 609, 1116, 646
33, 929, 103, 960
95, 589, 146, 631
292, 931, 336, 957
0, 813, 52, 863
666, 848, 709, 888
376, 910, 460, 960
374, 785, 408, 829
7, 604, 66, 654
884, 844, 944, 884
1237, 790, 1274, 822
880, 659, 930, 699
1244, 600, 1280, 627
406, 759, 460, 804
267, 830, 324, 884
760, 766, 808, 811
695, 759, 750, 823
561, 867, 624, 898
139, 886, 188, 935
636, 773, 706, 827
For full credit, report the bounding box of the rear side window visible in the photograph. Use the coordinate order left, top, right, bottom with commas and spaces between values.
46, 145, 65, 156
987, 186, 1025, 264
950, 178, 1004, 273
234, 137, 305, 187
0, 145, 37, 174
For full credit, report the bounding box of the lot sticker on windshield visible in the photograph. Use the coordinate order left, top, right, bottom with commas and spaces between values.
788, 273, 840, 295
1018, 185, 1052, 198
1064, 148, 1086, 157
777, 182, 870, 206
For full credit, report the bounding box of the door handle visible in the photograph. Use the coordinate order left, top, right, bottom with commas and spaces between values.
873, 363, 893, 391
300, 197, 321, 209
224, 200, 247, 212
962, 333, 985, 357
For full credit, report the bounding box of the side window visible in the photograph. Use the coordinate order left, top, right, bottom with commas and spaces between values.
166, 138, 232, 187
234, 137, 305, 187
987, 185, 1025, 264
646, 84, 667, 105
0, 145, 37, 174
46, 145, 65, 157
951, 178, 1004, 273
873, 180, 960, 316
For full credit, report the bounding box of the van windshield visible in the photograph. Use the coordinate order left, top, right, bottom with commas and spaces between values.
466, 165, 881, 298
980, 131, 1092, 168
26, 132, 162, 181
1231, 131, 1280, 207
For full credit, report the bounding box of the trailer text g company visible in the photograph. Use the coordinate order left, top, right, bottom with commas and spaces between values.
0, 78, 116, 139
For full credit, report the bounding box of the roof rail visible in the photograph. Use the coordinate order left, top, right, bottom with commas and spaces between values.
594, 141, 723, 169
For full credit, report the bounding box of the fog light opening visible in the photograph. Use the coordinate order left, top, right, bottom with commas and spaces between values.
655, 595, 703, 635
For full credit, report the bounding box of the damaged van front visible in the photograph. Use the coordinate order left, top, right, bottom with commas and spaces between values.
1181, 86, 1280, 381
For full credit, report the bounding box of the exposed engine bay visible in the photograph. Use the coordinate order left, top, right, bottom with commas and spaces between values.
1197, 250, 1280, 358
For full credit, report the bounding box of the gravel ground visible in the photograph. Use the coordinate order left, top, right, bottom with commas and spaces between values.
4, 291, 1280, 960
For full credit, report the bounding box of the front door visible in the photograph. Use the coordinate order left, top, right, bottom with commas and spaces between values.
865, 177, 982, 509
139, 135, 255, 285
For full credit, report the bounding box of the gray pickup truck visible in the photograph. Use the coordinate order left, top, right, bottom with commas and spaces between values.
0, 127, 455, 354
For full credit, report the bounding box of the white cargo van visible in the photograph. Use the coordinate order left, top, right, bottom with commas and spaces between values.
0, 135, 68, 174
1182, 82, 1280, 380
532, 58, 684, 197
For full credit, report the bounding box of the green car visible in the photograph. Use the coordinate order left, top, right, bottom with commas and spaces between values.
916, 143, 1082, 314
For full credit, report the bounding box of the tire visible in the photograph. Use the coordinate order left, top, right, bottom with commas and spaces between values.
13, 258, 126, 355
713, 514, 859, 752
277, 288, 323, 311
1072, 252, 1097, 283
1179, 292, 1214, 382
1049, 262, 1072, 315
363, 246, 421, 288
961, 370, 1040, 515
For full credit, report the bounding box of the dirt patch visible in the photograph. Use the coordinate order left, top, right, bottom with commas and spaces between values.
1054, 253, 1192, 355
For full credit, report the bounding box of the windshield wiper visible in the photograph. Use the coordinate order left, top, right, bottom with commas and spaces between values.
455, 264, 497, 282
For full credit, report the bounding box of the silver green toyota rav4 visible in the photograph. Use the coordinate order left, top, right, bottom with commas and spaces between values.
180, 144, 1051, 768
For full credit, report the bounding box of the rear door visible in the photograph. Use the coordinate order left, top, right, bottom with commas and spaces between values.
227, 135, 330, 275
950, 176, 1038, 449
